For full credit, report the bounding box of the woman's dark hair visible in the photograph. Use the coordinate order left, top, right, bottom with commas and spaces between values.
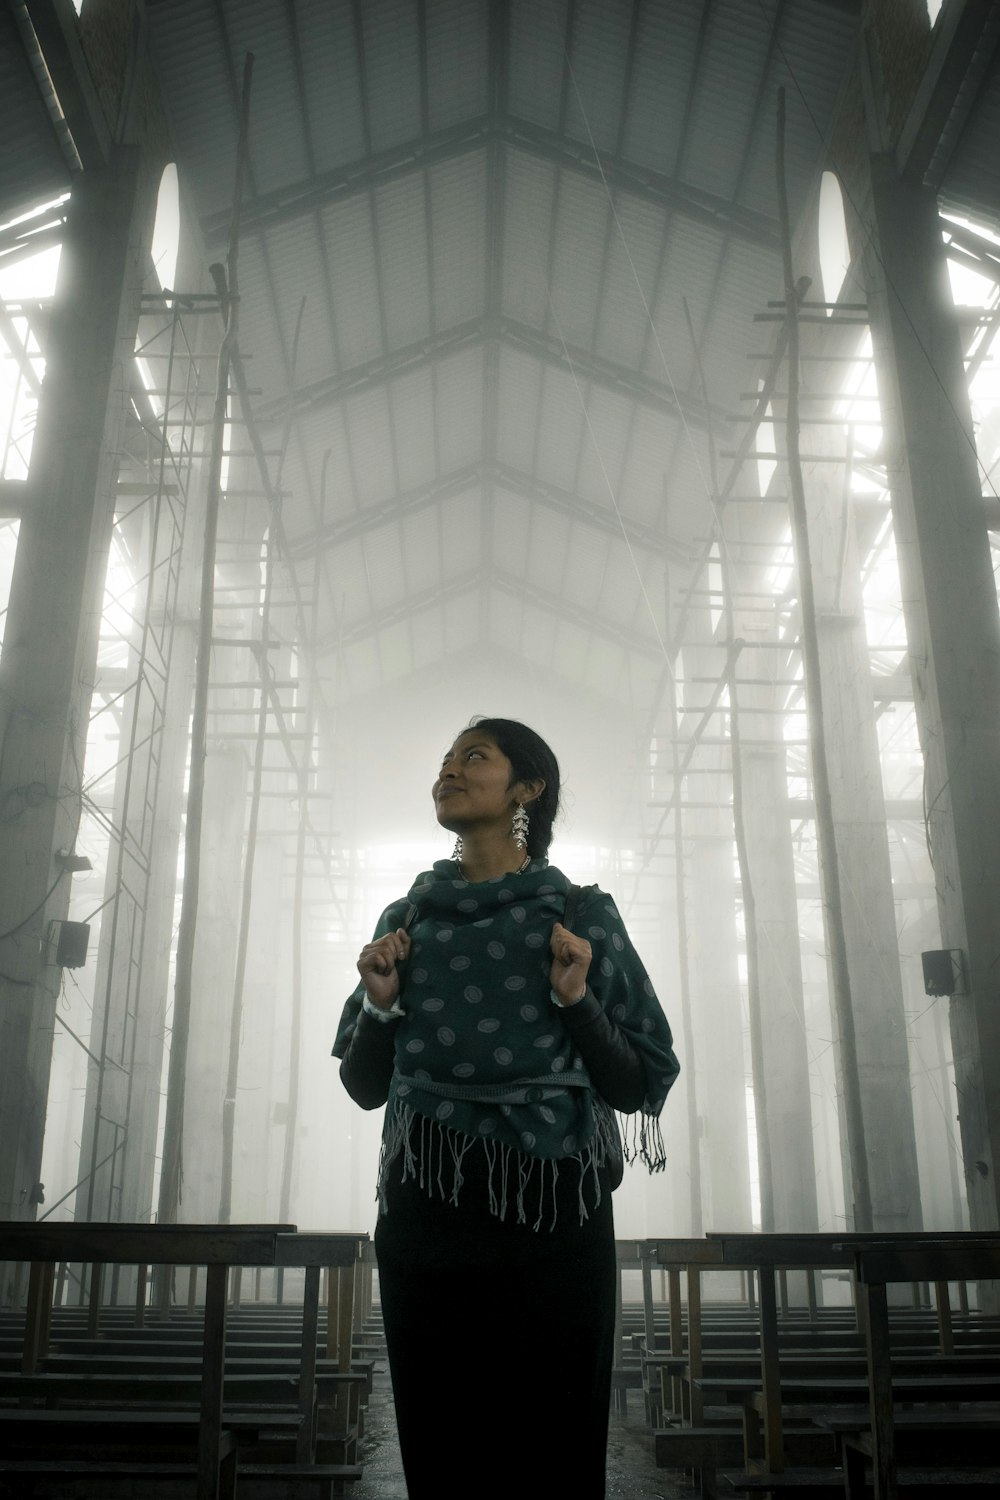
465, 717, 561, 858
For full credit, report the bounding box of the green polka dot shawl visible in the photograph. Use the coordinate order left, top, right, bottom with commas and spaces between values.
333, 860, 679, 1226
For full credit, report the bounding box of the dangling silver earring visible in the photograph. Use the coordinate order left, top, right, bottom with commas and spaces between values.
511, 803, 529, 850
452, 836, 463, 861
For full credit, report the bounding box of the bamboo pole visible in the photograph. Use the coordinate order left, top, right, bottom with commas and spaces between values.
157, 54, 254, 1226
218, 496, 276, 1222
683, 296, 773, 1231
664, 563, 703, 1237
218, 300, 305, 1223
775, 88, 872, 1229
279, 451, 328, 1236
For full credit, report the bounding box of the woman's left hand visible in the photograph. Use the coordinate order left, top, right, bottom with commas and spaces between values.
549, 922, 592, 1007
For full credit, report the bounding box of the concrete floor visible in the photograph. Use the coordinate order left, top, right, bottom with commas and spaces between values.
351, 1361, 698, 1500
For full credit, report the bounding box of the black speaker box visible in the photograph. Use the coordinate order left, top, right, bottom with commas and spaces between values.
921, 948, 958, 997
54, 920, 90, 969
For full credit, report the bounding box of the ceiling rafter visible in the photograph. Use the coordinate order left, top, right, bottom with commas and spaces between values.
201, 115, 781, 252
324, 568, 482, 652
257, 315, 720, 428
200, 115, 494, 241
287, 458, 685, 561
320, 564, 662, 661
492, 568, 662, 661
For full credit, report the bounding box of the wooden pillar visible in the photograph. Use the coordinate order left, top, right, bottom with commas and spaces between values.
233, 832, 285, 1221
723, 494, 820, 1234
864, 161, 1000, 1230
792, 399, 923, 1232
178, 743, 248, 1220
0, 151, 150, 1226
737, 638, 820, 1233
688, 822, 753, 1231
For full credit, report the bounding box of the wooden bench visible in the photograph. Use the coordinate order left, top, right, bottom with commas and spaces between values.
0, 1408, 239, 1497
848, 1240, 1000, 1500
706, 1231, 1000, 1477
0, 1221, 367, 1498
815, 1408, 1000, 1498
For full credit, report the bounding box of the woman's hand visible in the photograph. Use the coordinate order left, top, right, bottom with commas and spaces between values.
549, 922, 592, 1007
357, 928, 411, 1010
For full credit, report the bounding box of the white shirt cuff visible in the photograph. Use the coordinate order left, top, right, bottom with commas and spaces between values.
363, 994, 405, 1021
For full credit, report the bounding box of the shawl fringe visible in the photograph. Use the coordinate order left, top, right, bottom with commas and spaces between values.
619, 1108, 668, 1174
378, 1097, 617, 1232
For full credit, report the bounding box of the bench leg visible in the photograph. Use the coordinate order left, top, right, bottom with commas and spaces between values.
842, 1437, 867, 1500
742, 1402, 764, 1466
220, 1443, 237, 1500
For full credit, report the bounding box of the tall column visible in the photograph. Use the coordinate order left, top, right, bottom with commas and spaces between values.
177, 742, 248, 1221
232, 834, 284, 1221
864, 161, 1000, 1229
736, 629, 821, 1232
0, 152, 151, 1222
688, 824, 753, 1231
794, 406, 923, 1231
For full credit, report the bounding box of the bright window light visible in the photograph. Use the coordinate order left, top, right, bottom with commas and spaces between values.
151, 164, 180, 293
818, 171, 850, 309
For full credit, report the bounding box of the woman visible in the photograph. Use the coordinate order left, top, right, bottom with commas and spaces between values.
333, 718, 678, 1499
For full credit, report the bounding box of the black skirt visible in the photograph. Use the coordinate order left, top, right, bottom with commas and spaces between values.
374, 1140, 617, 1500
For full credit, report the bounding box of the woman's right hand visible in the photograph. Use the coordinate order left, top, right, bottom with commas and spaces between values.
357, 928, 411, 1010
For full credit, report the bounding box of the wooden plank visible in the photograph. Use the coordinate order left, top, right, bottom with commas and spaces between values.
641, 1243, 656, 1355
88, 1262, 104, 1337
0, 1222, 291, 1266
854, 1243, 1000, 1286
198, 1263, 227, 1500
861, 1279, 898, 1500
135, 1264, 147, 1327
22, 1260, 53, 1375
757, 1265, 784, 1474
936, 1280, 955, 1356
710, 1233, 854, 1269
273, 1232, 365, 1268
337, 1260, 355, 1375
296, 1265, 320, 1464
329, 1266, 346, 1362
352, 1248, 366, 1333
654, 1237, 726, 1265
687, 1266, 703, 1424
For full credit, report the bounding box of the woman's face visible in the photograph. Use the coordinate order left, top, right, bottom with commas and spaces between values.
432, 731, 524, 833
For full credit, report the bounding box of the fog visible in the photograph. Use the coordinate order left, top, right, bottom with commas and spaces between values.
5, 3, 996, 1253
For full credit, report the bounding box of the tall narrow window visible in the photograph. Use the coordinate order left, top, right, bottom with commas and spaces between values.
151, 163, 180, 294
818, 170, 850, 311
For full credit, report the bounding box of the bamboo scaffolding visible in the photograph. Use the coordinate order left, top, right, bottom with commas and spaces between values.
157, 54, 254, 1228
775, 88, 872, 1230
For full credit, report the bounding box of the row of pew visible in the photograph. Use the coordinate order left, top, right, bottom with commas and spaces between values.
610, 1231, 1000, 1499
6, 1222, 1000, 1497
0, 1222, 377, 1498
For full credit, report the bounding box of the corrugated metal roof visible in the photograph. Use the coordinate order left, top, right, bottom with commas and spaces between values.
939, 50, 1000, 227
376, 173, 431, 347
429, 152, 488, 328
360, 0, 423, 152
296, 0, 367, 172
561, 0, 635, 153
319, 194, 384, 369
426, 0, 490, 131
0, 8, 72, 223
136, 0, 872, 715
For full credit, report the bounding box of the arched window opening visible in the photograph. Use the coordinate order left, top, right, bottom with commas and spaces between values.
151, 163, 180, 294
818, 170, 850, 310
